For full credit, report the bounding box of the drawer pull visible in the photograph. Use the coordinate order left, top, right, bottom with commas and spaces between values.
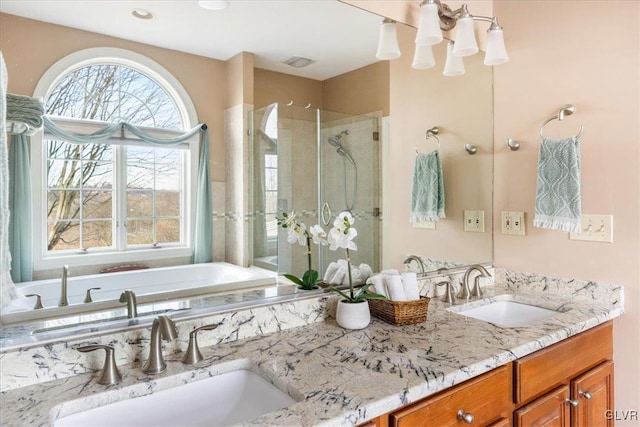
457, 409, 475, 424
565, 398, 580, 407
579, 391, 592, 400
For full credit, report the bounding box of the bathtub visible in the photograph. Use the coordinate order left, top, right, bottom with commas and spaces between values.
2, 263, 276, 324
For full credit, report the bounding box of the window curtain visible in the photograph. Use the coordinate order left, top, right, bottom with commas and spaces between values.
8, 134, 33, 282
42, 117, 213, 263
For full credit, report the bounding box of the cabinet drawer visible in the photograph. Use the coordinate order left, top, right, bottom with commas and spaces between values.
390, 364, 512, 427
514, 322, 612, 405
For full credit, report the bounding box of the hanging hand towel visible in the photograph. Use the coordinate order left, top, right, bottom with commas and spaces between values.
410, 151, 445, 222
533, 137, 581, 232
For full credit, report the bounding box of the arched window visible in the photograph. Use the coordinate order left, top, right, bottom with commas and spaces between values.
33, 49, 198, 268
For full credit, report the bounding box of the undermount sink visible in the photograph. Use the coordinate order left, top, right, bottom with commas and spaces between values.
450, 300, 560, 328
54, 369, 298, 427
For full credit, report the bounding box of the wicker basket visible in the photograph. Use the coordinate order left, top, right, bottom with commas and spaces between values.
368, 296, 430, 326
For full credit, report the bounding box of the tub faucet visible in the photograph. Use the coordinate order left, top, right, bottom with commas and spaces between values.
143, 315, 178, 374
403, 255, 426, 276
458, 264, 492, 299
119, 290, 138, 318
59, 265, 70, 307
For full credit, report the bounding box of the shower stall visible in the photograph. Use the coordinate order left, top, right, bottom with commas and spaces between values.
249, 103, 380, 278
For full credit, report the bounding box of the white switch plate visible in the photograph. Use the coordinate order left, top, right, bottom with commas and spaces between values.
569, 214, 613, 243
413, 220, 436, 229
502, 211, 526, 236
464, 210, 485, 233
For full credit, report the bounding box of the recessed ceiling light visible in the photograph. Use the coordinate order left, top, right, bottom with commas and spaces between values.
131, 9, 155, 20
282, 56, 317, 68
198, 1, 230, 11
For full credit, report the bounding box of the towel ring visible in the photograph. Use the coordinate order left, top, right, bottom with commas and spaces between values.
416, 126, 441, 153
539, 104, 584, 139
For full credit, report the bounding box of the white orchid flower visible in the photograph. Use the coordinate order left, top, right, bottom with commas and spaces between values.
281, 210, 299, 229
287, 222, 307, 246
310, 224, 328, 245
333, 211, 355, 228
328, 211, 358, 251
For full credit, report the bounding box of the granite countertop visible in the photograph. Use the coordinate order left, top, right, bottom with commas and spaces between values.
0, 283, 623, 426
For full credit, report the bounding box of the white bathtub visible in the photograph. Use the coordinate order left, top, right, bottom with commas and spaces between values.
3, 263, 276, 324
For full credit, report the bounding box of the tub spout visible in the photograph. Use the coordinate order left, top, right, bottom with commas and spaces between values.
59, 265, 70, 307
119, 290, 138, 318
143, 315, 178, 374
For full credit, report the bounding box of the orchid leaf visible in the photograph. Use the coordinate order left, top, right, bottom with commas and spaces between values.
283, 274, 305, 286
329, 287, 353, 302
302, 269, 319, 286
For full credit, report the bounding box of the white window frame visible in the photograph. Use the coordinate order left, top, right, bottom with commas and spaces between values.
31, 48, 199, 270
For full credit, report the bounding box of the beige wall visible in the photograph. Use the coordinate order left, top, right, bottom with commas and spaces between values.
0, 13, 228, 182
385, 23, 494, 269
492, 1, 639, 420
226, 52, 254, 108
254, 68, 323, 110
323, 61, 390, 116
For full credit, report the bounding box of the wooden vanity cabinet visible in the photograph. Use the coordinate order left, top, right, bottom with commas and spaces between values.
389, 364, 512, 427
513, 322, 614, 427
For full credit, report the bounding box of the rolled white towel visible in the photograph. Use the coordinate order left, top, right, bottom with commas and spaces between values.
351, 268, 364, 285
386, 275, 408, 301
331, 269, 346, 286
401, 272, 420, 301
323, 262, 340, 282
358, 264, 373, 282
336, 259, 349, 269
366, 274, 387, 297
381, 269, 399, 276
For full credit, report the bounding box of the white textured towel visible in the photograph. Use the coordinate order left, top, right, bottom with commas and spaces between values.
401, 272, 421, 301
323, 262, 340, 282
386, 275, 408, 301
366, 274, 387, 297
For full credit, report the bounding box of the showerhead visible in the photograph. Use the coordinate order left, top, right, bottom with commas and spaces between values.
327, 130, 350, 148
337, 147, 356, 166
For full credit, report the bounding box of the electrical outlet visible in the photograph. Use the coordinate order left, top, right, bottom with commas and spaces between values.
413, 220, 436, 229
502, 211, 526, 236
464, 210, 485, 233
569, 214, 613, 243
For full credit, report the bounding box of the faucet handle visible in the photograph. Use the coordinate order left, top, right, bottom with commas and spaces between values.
182, 323, 221, 365
25, 294, 44, 310
470, 276, 483, 298
436, 281, 456, 304
84, 287, 101, 303
77, 344, 122, 385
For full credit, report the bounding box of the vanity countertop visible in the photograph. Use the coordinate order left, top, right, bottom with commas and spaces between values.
0, 283, 623, 427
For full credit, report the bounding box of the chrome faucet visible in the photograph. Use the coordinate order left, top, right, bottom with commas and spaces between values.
403, 255, 426, 276
59, 265, 70, 307
77, 344, 122, 385
119, 290, 138, 318
143, 315, 178, 374
458, 264, 492, 299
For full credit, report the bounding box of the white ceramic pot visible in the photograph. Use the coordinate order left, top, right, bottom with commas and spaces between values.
336, 300, 371, 330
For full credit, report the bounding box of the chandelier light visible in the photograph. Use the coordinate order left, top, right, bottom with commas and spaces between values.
375, 18, 402, 60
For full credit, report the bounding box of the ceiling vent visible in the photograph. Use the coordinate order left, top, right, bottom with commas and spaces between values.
282, 56, 316, 68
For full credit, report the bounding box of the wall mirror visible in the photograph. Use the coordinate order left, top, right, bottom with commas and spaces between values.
0, 0, 493, 344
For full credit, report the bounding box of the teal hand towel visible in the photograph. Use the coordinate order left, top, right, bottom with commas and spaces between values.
6, 93, 44, 136
410, 150, 445, 222
533, 137, 581, 232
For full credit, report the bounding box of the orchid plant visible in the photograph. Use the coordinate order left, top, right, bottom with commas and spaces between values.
325, 211, 386, 304
276, 211, 323, 290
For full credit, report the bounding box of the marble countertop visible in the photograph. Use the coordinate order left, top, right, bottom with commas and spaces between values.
0, 283, 623, 427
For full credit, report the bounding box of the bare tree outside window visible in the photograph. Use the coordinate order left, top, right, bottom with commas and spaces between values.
45, 64, 184, 251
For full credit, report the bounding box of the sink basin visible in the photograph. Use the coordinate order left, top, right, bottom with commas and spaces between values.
54, 369, 297, 426
451, 300, 560, 328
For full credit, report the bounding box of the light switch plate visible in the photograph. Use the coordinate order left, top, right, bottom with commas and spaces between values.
502, 211, 526, 236
413, 220, 436, 229
569, 214, 613, 243
464, 210, 485, 233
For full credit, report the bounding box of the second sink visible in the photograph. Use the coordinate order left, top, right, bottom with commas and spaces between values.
53, 368, 298, 426
450, 299, 560, 328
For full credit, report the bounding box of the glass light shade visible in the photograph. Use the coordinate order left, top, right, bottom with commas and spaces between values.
376, 21, 401, 60
197, 1, 229, 10
415, 3, 443, 46
412, 44, 436, 69
452, 17, 478, 57
443, 43, 465, 76
484, 28, 509, 65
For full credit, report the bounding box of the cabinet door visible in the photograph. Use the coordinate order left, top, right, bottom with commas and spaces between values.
390, 365, 512, 427
514, 386, 570, 427
487, 418, 510, 427
571, 361, 614, 427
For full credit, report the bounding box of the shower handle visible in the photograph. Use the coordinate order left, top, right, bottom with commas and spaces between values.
321, 202, 332, 226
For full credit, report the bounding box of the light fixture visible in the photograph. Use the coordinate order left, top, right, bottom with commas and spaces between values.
443, 42, 465, 76
197, 0, 229, 11
376, 18, 401, 60
412, 44, 436, 69
375, 0, 508, 75
131, 9, 155, 20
